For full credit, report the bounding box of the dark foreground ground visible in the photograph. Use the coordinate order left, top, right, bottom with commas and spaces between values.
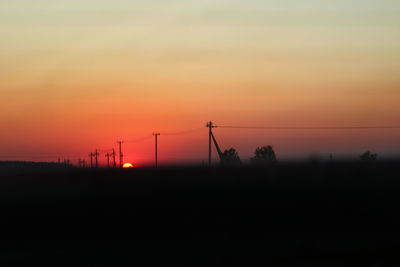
1, 162, 400, 265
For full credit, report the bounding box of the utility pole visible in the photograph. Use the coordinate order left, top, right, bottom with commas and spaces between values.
94, 150, 99, 168
78, 159, 86, 168
89, 152, 93, 168
64, 159, 70, 168
117, 141, 124, 168
153, 133, 160, 167
81, 159, 86, 168
206, 121, 217, 167
105, 153, 111, 168
111, 148, 116, 168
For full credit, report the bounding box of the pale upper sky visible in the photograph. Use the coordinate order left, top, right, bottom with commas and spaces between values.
1, 0, 400, 164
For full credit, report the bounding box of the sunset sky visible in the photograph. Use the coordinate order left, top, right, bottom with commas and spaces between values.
1, 0, 400, 165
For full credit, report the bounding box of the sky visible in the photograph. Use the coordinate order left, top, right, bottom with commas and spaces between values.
1, 0, 400, 165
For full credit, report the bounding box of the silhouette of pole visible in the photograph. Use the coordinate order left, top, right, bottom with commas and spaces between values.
105, 153, 110, 168
78, 159, 86, 168
153, 133, 160, 167
208, 122, 211, 167
206, 121, 217, 167
63, 159, 70, 168
89, 152, 94, 168
111, 148, 116, 168
94, 150, 99, 168
117, 141, 124, 168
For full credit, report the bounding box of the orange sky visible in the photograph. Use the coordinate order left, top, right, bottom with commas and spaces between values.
1, 0, 400, 165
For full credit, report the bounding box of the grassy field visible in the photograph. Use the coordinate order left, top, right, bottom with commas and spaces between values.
0, 162, 400, 265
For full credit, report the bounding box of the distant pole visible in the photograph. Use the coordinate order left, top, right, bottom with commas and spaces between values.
206, 121, 216, 167
112, 148, 116, 168
117, 141, 124, 168
82, 159, 86, 168
153, 133, 160, 167
78, 159, 81, 168
89, 152, 93, 168
208, 122, 212, 167
105, 153, 110, 168
94, 150, 99, 168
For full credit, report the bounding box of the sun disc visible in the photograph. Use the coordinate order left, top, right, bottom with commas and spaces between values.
123, 163, 134, 168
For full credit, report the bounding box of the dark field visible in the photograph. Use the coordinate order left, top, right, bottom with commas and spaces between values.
1, 162, 400, 265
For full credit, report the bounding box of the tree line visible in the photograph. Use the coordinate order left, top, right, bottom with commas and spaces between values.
220, 146, 379, 165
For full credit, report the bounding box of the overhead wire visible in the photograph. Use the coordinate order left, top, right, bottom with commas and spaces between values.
3, 123, 400, 163
124, 135, 153, 143
217, 125, 400, 130
161, 127, 204, 136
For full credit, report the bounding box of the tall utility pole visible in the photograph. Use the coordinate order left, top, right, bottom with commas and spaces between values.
94, 150, 99, 168
206, 121, 217, 167
153, 133, 160, 167
111, 148, 116, 168
117, 141, 124, 168
105, 153, 111, 168
89, 152, 94, 168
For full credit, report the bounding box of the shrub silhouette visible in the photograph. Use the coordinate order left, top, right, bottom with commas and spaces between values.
360, 151, 377, 162
221, 148, 242, 166
251, 146, 277, 165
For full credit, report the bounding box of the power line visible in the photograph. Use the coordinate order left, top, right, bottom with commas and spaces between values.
217, 125, 400, 130
3, 123, 400, 165
124, 136, 153, 143
161, 127, 203, 136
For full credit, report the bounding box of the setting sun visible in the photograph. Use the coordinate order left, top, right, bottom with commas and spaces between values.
123, 163, 134, 169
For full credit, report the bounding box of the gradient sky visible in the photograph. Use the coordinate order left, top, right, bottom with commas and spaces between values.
1, 0, 400, 165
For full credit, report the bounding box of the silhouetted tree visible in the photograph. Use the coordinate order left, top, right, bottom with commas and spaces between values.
251, 146, 277, 165
221, 148, 242, 166
360, 151, 377, 162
